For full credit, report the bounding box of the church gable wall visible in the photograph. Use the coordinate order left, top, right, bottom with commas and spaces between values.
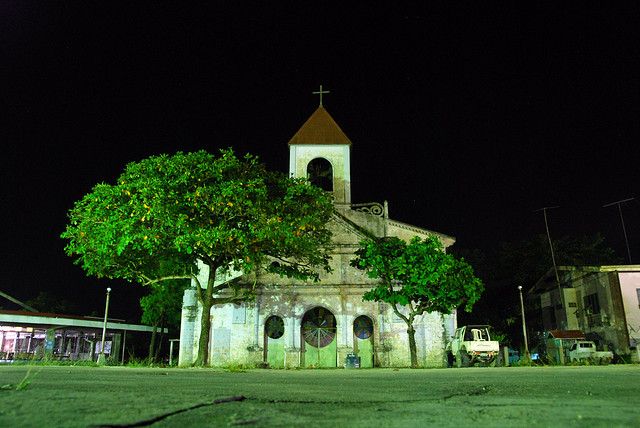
336, 208, 386, 238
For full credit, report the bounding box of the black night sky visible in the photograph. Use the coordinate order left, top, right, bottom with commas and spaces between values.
2, 3, 639, 321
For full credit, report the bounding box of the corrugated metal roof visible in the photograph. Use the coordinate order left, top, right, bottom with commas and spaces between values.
0, 309, 163, 333
288, 106, 352, 146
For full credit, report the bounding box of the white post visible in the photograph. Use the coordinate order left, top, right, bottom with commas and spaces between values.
169, 339, 180, 366
97, 287, 111, 364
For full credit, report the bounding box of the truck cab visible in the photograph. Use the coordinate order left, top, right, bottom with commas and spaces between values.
447, 325, 500, 367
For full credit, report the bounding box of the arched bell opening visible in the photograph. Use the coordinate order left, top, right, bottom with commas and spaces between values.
306, 158, 333, 192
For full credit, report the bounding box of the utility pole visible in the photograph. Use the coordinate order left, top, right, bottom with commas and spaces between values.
97, 287, 112, 364
0, 290, 38, 312
518, 286, 530, 361
535, 206, 561, 287
535, 206, 565, 328
603, 197, 635, 264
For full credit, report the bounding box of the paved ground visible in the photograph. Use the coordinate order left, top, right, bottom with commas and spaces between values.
0, 365, 639, 427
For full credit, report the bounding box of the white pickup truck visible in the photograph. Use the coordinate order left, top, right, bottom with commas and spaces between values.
568, 341, 613, 364
447, 325, 500, 367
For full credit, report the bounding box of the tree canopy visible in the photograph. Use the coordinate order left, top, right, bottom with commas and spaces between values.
351, 235, 483, 367
62, 149, 335, 365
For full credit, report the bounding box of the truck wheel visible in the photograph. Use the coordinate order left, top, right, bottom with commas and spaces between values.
457, 350, 470, 368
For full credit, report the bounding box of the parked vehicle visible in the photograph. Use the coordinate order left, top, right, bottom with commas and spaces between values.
568, 341, 613, 364
447, 325, 500, 367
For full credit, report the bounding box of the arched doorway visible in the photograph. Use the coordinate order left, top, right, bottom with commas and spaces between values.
301, 307, 337, 367
306, 158, 333, 191
263, 315, 285, 368
353, 315, 374, 368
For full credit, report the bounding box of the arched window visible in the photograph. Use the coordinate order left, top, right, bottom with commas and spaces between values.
307, 158, 333, 191
302, 307, 336, 348
265, 315, 285, 339
353, 315, 374, 340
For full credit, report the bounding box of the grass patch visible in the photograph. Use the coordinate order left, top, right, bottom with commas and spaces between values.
223, 362, 252, 373
1, 366, 39, 391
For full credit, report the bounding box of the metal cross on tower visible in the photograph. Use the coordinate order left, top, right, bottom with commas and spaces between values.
312, 85, 330, 107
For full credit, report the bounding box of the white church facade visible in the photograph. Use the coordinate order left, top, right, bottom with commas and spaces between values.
178, 103, 457, 368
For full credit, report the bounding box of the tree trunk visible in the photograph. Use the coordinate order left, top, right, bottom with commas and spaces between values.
148, 324, 158, 363
194, 272, 215, 366
407, 325, 418, 368
391, 304, 419, 368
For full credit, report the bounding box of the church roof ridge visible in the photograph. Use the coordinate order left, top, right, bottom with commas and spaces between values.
287, 106, 352, 146
385, 218, 456, 245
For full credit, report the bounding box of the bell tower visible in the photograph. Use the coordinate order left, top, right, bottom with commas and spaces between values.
288, 87, 352, 204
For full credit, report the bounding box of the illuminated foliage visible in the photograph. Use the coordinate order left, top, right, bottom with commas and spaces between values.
62, 149, 334, 365
351, 236, 483, 367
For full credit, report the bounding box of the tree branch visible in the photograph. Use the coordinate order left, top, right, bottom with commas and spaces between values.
270, 254, 314, 269
392, 303, 410, 325
141, 275, 192, 286
191, 271, 204, 304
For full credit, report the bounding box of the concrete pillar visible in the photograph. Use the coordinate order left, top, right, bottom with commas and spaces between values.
285, 316, 302, 368
178, 288, 198, 366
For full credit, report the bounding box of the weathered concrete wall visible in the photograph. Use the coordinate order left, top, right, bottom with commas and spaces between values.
178, 206, 457, 368
180, 281, 452, 368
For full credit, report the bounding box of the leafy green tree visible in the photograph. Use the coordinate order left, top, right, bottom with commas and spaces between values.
351, 236, 483, 367
62, 149, 334, 365
140, 280, 187, 362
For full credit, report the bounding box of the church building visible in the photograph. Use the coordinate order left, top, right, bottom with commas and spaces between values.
178, 97, 457, 368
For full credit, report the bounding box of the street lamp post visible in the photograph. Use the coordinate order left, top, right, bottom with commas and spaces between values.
518, 286, 530, 361
97, 287, 112, 364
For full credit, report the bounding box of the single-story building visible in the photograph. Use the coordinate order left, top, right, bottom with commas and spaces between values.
0, 310, 166, 363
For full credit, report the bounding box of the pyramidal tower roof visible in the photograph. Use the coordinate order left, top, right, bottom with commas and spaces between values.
287, 106, 352, 146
